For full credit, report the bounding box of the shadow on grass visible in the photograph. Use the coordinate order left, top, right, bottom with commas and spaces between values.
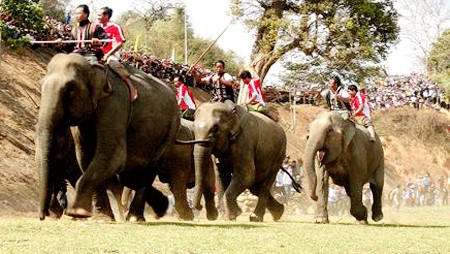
133, 221, 267, 229
303, 221, 450, 228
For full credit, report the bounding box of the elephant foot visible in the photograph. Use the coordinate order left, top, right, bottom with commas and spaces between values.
127, 214, 146, 222
356, 219, 368, 225
269, 205, 285, 222
66, 207, 92, 219
313, 215, 329, 224
90, 213, 115, 223
206, 207, 219, 221
227, 206, 242, 221
48, 205, 65, 219
178, 210, 194, 221
372, 213, 383, 222
249, 213, 263, 222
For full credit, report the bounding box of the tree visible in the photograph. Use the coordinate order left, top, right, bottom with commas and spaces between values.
40, 0, 71, 20
231, 0, 400, 84
118, 3, 243, 75
398, 0, 450, 72
428, 29, 450, 95
1, 0, 45, 49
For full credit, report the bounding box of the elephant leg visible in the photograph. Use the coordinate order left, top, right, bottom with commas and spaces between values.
127, 187, 146, 222
92, 184, 115, 221
267, 194, 285, 222
216, 160, 231, 218
170, 182, 194, 221
106, 177, 126, 222
224, 177, 249, 221
349, 181, 368, 223
370, 182, 384, 222
314, 162, 329, 224
203, 167, 218, 221
144, 186, 169, 219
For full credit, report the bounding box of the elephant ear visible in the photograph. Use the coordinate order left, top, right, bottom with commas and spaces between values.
224, 101, 241, 141
330, 113, 355, 153
89, 65, 113, 108
342, 120, 356, 153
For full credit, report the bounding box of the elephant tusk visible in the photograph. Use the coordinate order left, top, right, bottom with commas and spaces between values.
175, 138, 212, 145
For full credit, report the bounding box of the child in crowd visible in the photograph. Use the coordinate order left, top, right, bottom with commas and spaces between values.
348, 85, 377, 142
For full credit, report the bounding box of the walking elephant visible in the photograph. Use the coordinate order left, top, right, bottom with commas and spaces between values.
303, 111, 384, 223
36, 53, 179, 220
179, 101, 287, 222
124, 118, 218, 221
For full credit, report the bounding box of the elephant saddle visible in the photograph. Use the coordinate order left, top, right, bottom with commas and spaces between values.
107, 60, 138, 102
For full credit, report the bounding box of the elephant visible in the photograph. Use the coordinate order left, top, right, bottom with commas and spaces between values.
123, 118, 218, 221
36, 53, 179, 220
179, 101, 287, 222
303, 111, 384, 224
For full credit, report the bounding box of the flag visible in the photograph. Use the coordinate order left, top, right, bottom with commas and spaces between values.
170, 47, 175, 61
134, 34, 141, 53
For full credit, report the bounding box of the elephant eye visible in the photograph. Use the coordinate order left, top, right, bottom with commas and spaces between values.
66, 81, 77, 98
211, 124, 219, 134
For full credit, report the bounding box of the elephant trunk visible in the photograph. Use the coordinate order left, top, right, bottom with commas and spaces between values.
193, 144, 212, 210
36, 127, 55, 220
36, 89, 64, 220
304, 134, 324, 201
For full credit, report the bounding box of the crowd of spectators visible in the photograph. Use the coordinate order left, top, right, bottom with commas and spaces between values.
3, 14, 449, 111
387, 173, 449, 210
365, 74, 449, 111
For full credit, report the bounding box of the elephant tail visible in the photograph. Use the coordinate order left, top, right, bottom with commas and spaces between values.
281, 168, 303, 193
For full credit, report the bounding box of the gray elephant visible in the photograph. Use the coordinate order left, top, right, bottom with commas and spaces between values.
180, 101, 286, 222
36, 53, 179, 220
124, 118, 218, 221
303, 111, 384, 223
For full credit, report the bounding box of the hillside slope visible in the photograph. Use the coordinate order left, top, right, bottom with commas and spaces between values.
0, 47, 449, 215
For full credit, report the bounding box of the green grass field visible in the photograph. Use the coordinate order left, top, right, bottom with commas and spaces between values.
1, 206, 449, 254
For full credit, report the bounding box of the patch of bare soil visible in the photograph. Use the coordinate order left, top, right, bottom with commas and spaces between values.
0, 47, 449, 217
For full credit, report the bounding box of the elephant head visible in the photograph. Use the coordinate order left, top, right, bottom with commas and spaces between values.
303, 111, 355, 200
190, 101, 241, 210
36, 53, 112, 220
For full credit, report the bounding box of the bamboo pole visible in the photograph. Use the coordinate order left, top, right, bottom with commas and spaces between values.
30, 39, 114, 44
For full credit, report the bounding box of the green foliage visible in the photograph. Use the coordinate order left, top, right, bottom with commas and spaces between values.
428, 29, 450, 95
1, 0, 44, 31
1, 0, 44, 49
40, 0, 70, 20
231, 0, 400, 83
